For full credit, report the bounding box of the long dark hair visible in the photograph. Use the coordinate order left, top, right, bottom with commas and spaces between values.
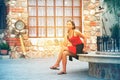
67, 20, 76, 29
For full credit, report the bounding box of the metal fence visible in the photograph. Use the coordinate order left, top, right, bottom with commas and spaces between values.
97, 36, 120, 52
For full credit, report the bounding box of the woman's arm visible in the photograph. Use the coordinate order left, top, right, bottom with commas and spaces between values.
63, 34, 68, 46
75, 30, 87, 51
63, 34, 72, 46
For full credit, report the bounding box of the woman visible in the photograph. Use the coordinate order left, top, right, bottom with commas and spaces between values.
50, 20, 87, 75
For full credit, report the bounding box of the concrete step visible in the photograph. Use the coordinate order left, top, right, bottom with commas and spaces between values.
0, 55, 9, 59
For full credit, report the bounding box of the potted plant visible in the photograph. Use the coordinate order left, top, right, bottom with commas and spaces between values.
110, 23, 120, 48
0, 42, 11, 55
110, 23, 119, 39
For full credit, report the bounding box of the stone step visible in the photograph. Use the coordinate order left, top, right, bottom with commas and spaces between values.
0, 55, 10, 59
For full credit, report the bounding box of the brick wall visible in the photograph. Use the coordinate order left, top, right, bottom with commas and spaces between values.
5, 0, 101, 58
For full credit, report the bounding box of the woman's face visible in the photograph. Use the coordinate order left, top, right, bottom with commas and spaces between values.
67, 21, 73, 30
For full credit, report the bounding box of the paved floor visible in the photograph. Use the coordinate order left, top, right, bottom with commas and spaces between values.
0, 57, 104, 80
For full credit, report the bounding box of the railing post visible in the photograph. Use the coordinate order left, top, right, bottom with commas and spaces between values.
97, 36, 102, 51
97, 36, 120, 53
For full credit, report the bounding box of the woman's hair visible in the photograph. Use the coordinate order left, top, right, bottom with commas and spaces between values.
67, 20, 76, 29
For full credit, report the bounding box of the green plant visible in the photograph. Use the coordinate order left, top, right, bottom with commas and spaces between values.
110, 23, 119, 39
110, 23, 120, 47
0, 42, 11, 51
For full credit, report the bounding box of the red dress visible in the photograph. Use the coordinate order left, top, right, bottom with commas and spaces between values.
68, 36, 83, 55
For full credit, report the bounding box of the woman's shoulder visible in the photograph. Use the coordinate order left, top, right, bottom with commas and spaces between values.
74, 29, 81, 33
74, 29, 83, 36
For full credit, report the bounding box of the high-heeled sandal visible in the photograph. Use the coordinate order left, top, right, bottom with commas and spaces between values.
57, 71, 67, 75
50, 66, 59, 70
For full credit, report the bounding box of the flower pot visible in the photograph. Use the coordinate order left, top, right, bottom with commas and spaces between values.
0, 50, 8, 55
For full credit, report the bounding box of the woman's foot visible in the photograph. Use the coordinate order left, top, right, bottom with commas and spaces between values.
50, 66, 59, 70
57, 71, 67, 75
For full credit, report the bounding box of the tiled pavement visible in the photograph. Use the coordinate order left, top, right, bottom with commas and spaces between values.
0, 57, 104, 80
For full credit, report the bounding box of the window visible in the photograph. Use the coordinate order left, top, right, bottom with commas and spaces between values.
28, 0, 82, 38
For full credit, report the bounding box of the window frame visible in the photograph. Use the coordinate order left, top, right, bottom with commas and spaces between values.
27, 0, 82, 38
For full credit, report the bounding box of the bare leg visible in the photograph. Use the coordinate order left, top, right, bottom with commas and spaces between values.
58, 51, 75, 75
51, 47, 68, 67
62, 51, 69, 73
53, 50, 63, 67
58, 51, 76, 74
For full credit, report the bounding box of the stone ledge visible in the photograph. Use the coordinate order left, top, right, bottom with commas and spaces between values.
96, 51, 120, 55
78, 52, 120, 79
77, 52, 120, 64
0, 55, 10, 59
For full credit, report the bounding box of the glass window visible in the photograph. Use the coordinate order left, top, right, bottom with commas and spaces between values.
29, 7, 36, 16
47, 7, 54, 16
38, 28, 46, 37
29, 17, 36, 26
73, 0, 80, 6
28, 0, 82, 38
38, 17, 45, 26
56, 17, 63, 26
47, 17, 54, 26
29, 28, 37, 37
65, 8, 72, 16
64, 0, 72, 6
56, 0, 63, 6
38, 0, 45, 6
73, 8, 80, 16
56, 7, 63, 16
47, 0, 54, 6
56, 28, 63, 37
38, 7, 45, 16
47, 28, 54, 37
73, 18, 80, 26
28, 0, 36, 6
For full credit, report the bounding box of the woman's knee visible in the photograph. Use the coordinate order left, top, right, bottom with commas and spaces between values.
63, 51, 69, 56
62, 47, 68, 51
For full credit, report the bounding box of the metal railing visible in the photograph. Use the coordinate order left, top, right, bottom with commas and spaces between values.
97, 36, 120, 52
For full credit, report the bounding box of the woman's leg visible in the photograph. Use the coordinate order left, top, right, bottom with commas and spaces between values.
61, 51, 69, 73
51, 47, 68, 67
58, 51, 75, 74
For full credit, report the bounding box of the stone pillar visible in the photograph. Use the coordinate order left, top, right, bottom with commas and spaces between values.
89, 62, 120, 80
5, 0, 28, 33
83, 0, 101, 51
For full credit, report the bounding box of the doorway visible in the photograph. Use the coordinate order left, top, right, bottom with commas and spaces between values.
0, 1, 7, 33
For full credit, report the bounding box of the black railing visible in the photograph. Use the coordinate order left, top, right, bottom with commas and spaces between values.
97, 36, 120, 52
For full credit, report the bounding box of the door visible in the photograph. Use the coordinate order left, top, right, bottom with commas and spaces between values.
0, 1, 7, 33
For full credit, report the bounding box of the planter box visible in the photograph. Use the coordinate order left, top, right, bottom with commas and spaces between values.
0, 50, 8, 55
6, 38, 21, 46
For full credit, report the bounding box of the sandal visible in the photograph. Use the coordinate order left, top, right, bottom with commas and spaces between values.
57, 71, 66, 75
50, 66, 59, 70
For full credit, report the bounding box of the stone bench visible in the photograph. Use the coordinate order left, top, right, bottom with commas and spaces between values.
76, 52, 120, 80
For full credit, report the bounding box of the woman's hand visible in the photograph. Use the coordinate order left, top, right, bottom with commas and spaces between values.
83, 46, 87, 52
67, 42, 72, 46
